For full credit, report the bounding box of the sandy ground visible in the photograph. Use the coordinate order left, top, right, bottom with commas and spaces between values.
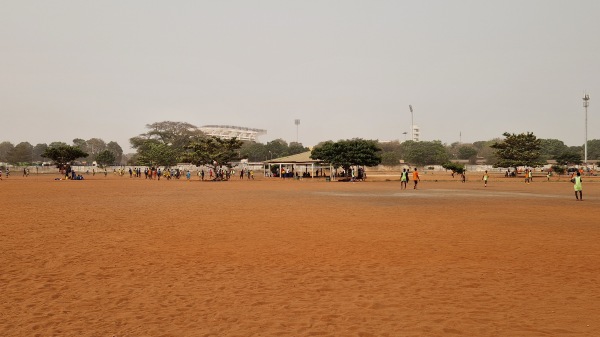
1, 172, 599, 337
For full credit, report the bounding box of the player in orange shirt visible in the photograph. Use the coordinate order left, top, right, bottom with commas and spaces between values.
413, 167, 420, 189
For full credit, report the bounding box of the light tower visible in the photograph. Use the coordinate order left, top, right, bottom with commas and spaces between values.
294, 119, 300, 143
583, 93, 590, 164
409, 105, 414, 141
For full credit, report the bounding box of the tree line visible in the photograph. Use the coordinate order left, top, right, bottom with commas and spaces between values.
1, 120, 598, 171
0, 139, 123, 166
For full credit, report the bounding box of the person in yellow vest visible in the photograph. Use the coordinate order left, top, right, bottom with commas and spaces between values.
482, 170, 489, 187
573, 171, 583, 201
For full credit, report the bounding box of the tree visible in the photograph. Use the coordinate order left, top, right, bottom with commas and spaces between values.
555, 150, 582, 166
41, 145, 88, 168
135, 143, 179, 167
311, 139, 381, 171
442, 162, 466, 174
401, 140, 449, 166
95, 150, 116, 168
473, 139, 500, 165
457, 145, 478, 162
491, 132, 543, 169
381, 151, 401, 166
32, 143, 48, 163
0, 141, 15, 162
586, 139, 600, 160
86, 138, 106, 160
264, 139, 291, 159
183, 136, 243, 179
539, 139, 568, 161
106, 141, 124, 164
288, 142, 309, 156
240, 141, 269, 162
7, 142, 33, 164
130, 121, 203, 165
379, 141, 403, 166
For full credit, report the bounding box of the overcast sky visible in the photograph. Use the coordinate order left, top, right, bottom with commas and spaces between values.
1, 1, 598, 152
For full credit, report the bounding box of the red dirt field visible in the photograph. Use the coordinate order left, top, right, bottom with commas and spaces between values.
1, 172, 599, 336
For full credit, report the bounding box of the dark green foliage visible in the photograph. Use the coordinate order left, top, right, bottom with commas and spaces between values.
457, 146, 477, 161
239, 139, 309, 162
491, 132, 543, 169
95, 150, 116, 168
378, 141, 403, 167
442, 162, 465, 174
311, 139, 381, 170
7, 142, 33, 164
184, 136, 243, 172
538, 139, 568, 161
0, 141, 15, 162
551, 165, 566, 175
135, 143, 179, 167
32, 143, 48, 162
555, 149, 582, 165
402, 140, 449, 166
130, 121, 203, 165
41, 145, 88, 167
586, 139, 600, 160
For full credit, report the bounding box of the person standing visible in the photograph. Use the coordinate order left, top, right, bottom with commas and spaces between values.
482, 170, 489, 187
412, 168, 420, 189
400, 168, 407, 189
573, 171, 583, 201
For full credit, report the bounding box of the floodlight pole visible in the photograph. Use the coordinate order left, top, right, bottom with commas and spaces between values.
294, 119, 300, 143
409, 105, 414, 141
583, 93, 589, 164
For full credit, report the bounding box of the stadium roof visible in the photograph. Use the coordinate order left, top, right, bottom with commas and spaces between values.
200, 125, 267, 142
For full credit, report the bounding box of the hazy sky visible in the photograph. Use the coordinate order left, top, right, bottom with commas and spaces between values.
2, 1, 599, 152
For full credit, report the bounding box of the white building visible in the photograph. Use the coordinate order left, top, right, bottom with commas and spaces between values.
412, 125, 420, 142
199, 125, 267, 142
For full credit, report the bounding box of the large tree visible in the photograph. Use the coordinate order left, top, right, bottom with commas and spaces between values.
0, 141, 15, 162
7, 142, 33, 164
584, 139, 600, 160
183, 136, 243, 178
95, 150, 117, 168
538, 138, 568, 161
401, 140, 449, 166
106, 141, 124, 164
32, 143, 48, 162
311, 139, 381, 171
378, 141, 405, 166
85, 138, 107, 160
130, 121, 203, 165
555, 149, 582, 166
457, 145, 478, 162
491, 132, 543, 169
41, 144, 88, 168
135, 143, 179, 167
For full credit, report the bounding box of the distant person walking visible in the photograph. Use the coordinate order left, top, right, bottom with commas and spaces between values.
412, 168, 420, 189
482, 170, 489, 187
573, 171, 583, 201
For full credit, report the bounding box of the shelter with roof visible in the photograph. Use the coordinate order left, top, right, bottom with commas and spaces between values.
264, 151, 329, 178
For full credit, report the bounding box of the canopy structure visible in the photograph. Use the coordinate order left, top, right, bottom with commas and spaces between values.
264, 151, 328, 178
